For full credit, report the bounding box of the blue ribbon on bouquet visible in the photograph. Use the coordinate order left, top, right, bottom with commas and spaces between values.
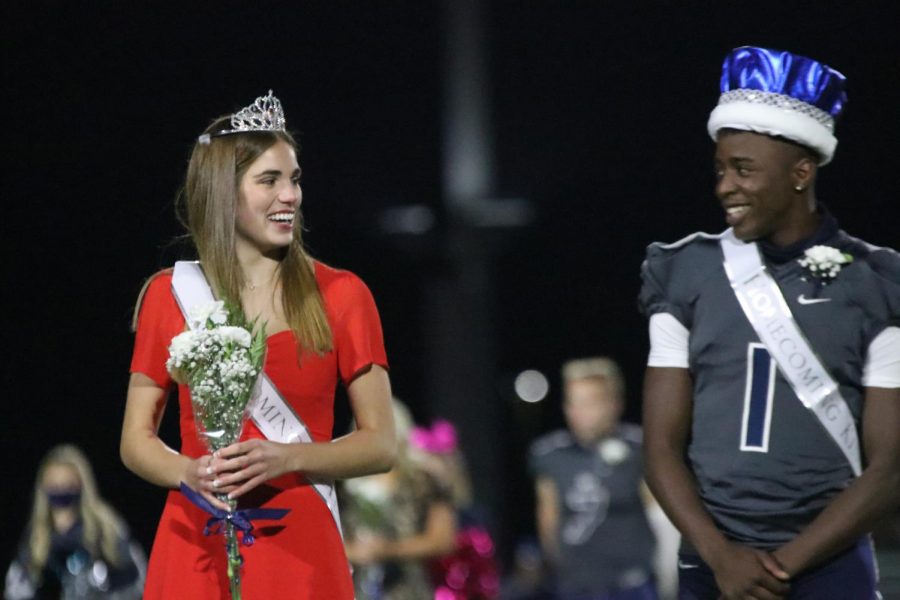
180, 483, 290, 546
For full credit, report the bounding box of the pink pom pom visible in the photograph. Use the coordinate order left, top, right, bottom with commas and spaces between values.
410, 419, 458, 454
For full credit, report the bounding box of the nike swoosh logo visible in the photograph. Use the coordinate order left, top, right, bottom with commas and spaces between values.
677, 560, 700, 569
797, 295, 832, 305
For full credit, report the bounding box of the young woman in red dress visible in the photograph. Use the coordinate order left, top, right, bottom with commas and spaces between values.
120, 91, 396, 599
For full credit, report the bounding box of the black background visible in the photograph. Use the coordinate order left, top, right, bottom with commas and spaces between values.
4, 1, 899, 572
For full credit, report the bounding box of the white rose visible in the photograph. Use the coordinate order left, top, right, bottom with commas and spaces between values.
217, 326, 252, 348
189, 300, 228, 328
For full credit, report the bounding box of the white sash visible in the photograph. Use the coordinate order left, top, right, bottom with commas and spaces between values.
719, 230, 862, 476
171, 261, 344, 536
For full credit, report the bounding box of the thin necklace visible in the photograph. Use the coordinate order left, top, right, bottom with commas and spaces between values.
246, 274, 276, 291
245, 266, 279, 291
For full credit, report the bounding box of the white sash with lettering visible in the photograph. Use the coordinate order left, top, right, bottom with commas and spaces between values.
171, 261, 344, 536
719, 230, 862, 476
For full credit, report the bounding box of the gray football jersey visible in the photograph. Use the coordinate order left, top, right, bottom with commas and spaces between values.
529, 424, 655, 594
639, 225, 900, 548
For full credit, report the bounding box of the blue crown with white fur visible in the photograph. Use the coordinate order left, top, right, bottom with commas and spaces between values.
707, 46, 847, 165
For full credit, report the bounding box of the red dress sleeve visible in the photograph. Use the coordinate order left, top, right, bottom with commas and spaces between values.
330, 272, 389, 385
130, 271, 184, 390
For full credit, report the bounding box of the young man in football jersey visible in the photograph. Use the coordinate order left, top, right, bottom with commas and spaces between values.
640, 47, 900, 599
530, 357, 660, 599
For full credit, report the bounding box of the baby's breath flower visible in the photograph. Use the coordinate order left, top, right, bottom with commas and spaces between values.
166, 304, 266, 452
218, 326, 253, 348
797, 245, 852, 282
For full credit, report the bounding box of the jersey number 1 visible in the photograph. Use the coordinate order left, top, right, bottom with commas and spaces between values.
740, 343, 776, 452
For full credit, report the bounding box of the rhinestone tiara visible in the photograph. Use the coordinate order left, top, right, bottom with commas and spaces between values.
198, 90, 286, 144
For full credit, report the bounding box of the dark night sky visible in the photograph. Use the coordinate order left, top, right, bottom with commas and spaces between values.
4, 1, 899, 571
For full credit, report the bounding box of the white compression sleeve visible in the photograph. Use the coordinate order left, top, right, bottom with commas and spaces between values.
647, 313, 689, 368
863, 326, 900, 388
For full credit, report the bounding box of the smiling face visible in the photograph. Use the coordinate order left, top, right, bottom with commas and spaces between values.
235, 139, 302, 255
714, 130, 817, 246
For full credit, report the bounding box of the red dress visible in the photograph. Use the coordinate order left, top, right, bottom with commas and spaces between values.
130, 261, 388, 600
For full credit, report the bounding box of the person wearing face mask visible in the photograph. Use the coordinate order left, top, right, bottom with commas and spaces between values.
4, 445, 145, 600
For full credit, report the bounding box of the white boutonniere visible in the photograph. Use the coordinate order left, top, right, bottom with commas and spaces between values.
598, 438, 630, 465
798, 245, 852, 282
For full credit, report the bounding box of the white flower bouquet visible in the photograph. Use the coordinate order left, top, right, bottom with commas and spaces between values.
167, 300, 267, 452
798, 245, 853, 282
166, 300, 267, 600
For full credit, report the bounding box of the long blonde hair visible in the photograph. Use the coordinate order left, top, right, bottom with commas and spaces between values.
135, 116, 333, 353
25, 445, 127, 580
